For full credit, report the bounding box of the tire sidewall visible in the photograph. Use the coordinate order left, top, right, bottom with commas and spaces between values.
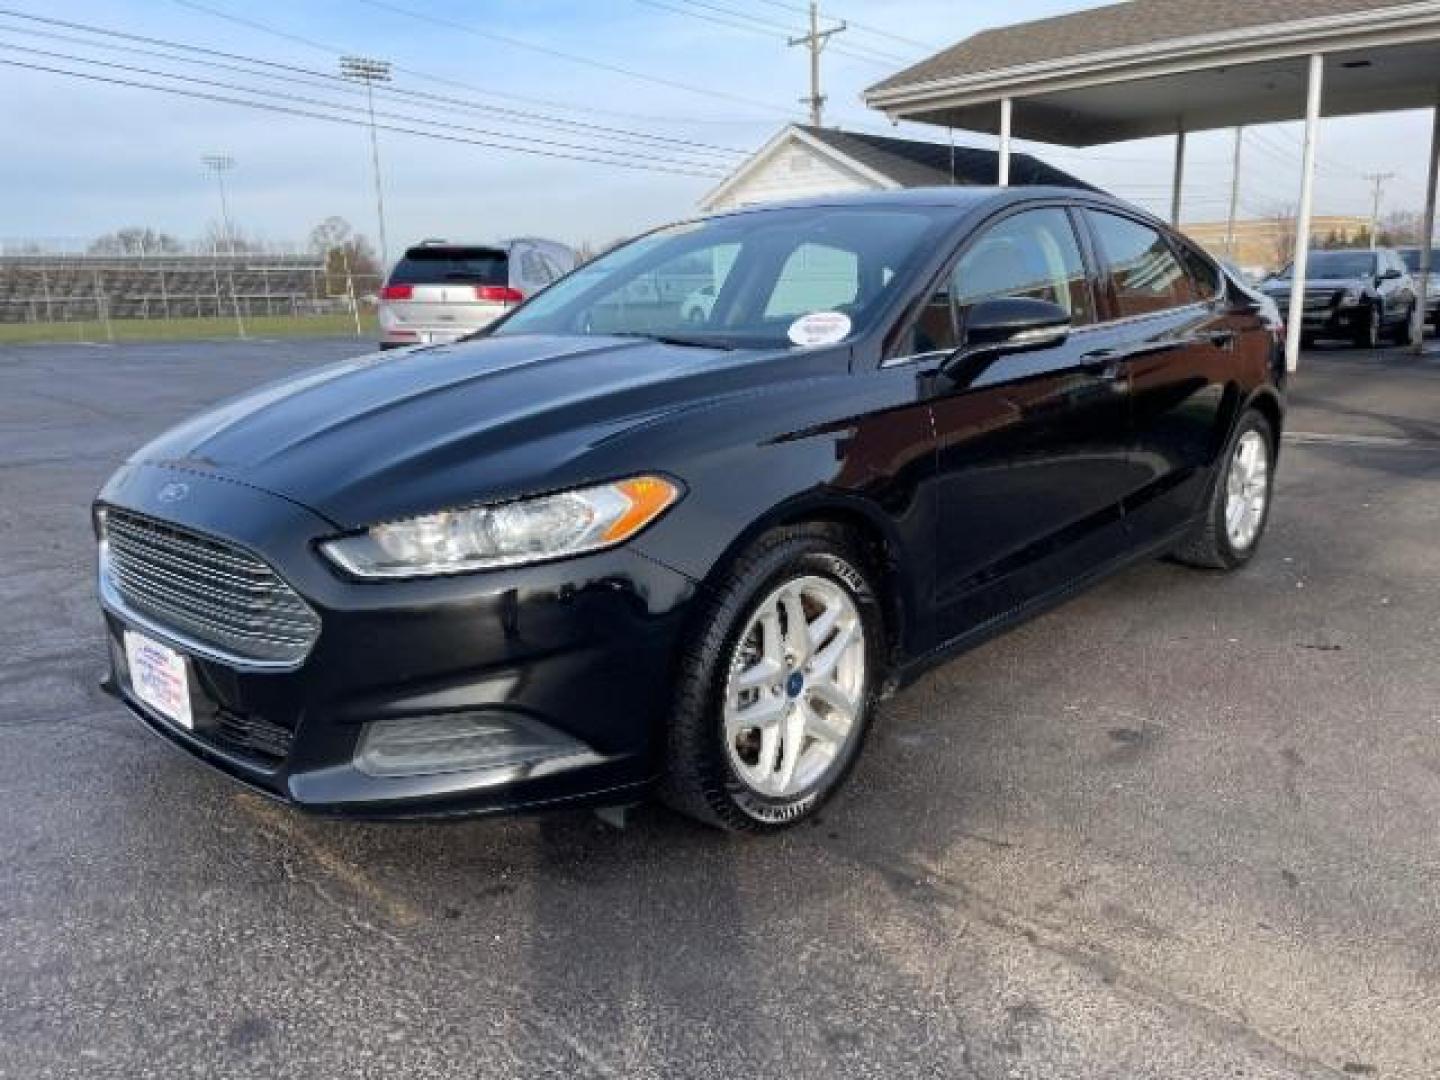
701, 536, 883, 830
1211, 411, 1276, 568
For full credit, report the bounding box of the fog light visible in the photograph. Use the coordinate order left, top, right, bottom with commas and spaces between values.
355, 713, 586, 778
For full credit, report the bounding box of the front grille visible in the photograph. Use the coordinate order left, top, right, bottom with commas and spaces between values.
102, 508, 320, 666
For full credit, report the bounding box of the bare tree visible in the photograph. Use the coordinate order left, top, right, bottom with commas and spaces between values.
308, 216, 353, 255
1267, 205, 1299, 270
88, 227, 184, 256
1377, 210, 1425, 247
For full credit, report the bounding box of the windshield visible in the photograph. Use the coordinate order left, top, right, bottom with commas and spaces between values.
491, 206, 949, 349
1399, 248, 1439, 273
1278, 251, 1376, 279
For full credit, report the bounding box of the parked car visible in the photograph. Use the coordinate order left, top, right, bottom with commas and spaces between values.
1261, 248, 1416, 348
1396, 246, 1439, 329
680, 284, 717, 323
95, 188, 1285, 832
377, 238, 577, 348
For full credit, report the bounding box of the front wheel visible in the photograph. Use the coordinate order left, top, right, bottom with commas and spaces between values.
659, 524, 883, 832
1171, 411, 1276, 570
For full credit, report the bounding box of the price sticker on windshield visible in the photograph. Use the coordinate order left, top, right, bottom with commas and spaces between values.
787, 311, 852, 347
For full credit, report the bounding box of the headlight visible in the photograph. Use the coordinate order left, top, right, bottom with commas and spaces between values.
321, 475, 681, 579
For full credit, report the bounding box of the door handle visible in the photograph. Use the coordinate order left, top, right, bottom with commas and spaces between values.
1079, 349, 1126, 380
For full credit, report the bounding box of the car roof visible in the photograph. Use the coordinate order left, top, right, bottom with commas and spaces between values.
705, 184, 1162, 227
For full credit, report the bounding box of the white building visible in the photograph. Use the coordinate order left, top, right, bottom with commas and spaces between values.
699, 124, 1089, 213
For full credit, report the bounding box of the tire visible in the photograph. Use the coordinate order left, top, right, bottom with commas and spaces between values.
1353, 305, 1380, 349
1171, 410, 1276, 571
658, 523, 884, 832
1388, 304, 1414, 346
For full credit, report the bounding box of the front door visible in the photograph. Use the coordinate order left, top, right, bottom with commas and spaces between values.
920, 206, 1137, 642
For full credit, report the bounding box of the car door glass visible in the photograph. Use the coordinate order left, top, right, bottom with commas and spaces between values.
1087, 211, 1196, 317
953, 208, 1095, 324
1177, 243, 1221, 301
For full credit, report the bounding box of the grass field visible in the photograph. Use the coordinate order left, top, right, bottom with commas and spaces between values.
0, 312, 378, 345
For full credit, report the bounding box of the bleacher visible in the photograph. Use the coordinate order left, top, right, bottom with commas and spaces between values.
0, 253, 331, 323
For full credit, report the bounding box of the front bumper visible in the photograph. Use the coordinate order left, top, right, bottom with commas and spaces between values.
1273, 300, 1365, 337
96, 464, 698, 818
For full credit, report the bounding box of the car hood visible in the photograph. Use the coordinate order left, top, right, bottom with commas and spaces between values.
131, 334, 822, 528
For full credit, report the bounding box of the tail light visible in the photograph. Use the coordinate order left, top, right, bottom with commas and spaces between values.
476, 285, 525, 303
380, 284, 413, 301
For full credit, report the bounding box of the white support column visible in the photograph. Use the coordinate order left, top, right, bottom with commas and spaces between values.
1286, 54, 1325, 374
1416, 94, 1439, 355
1171, 123, 1186, 226
998, 97, 1013, 187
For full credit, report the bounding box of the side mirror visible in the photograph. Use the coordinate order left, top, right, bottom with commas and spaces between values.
953, 297, 1071, 363
1379, 268, 1402, 281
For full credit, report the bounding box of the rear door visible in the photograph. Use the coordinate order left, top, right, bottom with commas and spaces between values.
384, 246, 511, 339
1080, 209, 1232, 546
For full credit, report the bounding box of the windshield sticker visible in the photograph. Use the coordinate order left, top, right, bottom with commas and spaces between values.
787, 311, 852, 347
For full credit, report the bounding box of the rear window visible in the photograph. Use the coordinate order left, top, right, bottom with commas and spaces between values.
388, 247, 508, 285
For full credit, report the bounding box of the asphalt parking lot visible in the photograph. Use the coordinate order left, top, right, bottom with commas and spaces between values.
2, 335, 1438, 1079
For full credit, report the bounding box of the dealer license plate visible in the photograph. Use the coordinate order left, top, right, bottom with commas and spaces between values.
123, 630, 194, 730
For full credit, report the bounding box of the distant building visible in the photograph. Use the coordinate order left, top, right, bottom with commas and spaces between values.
1182, 215, 1371, 277
699, 124, 1091, 213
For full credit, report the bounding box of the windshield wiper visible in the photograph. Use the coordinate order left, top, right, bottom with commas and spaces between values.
613, 332, 735, 351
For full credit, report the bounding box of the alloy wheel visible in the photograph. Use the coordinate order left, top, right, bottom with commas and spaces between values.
722, 575, 866, 799
1224, 430, 1270, 552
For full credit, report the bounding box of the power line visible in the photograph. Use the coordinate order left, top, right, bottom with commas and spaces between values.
165, 0, 773, 127
0, 8, 750, 158
351, 0, 798, 118
0, 40, 738, 174
749, 0, 936, 52
649, 0, 908, 64
0, 56, 731, 178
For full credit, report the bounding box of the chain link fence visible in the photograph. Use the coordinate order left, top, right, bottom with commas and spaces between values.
0, 246, 382, 344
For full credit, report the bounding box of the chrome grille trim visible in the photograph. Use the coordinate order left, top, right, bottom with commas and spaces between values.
99, 508, 320, 669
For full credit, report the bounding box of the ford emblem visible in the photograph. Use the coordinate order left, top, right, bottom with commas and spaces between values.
156, 482, 190, 505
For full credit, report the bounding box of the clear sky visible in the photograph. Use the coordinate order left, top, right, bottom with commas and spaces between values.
2, 0, 1435, 256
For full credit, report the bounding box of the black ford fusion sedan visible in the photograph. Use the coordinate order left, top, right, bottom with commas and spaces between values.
96, 187, 1285, 832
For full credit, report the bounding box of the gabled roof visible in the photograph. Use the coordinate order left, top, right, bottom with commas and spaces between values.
868, 0, 1409, 95
699, 124, 1090, 210
799, 126, 1092, 190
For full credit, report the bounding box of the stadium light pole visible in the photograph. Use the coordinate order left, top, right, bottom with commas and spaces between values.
340, 56, 392, 273
201, 153, 236, 254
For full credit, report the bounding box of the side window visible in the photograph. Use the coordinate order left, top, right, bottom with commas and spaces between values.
895, 207, 1093, 358
1087, 211, 1196, 317
953, 208, 1095, 324
1177, 242, 1222, 300
764, 243, 860, 319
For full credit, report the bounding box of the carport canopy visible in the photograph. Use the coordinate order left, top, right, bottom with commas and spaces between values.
864, 0, 1440, 368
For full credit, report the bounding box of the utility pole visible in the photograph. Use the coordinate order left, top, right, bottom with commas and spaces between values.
340, 55, 392, 272
1224, 127, 1245, 260
787, 2, 846, 128
201, 153, 236, 254
1364, 171, 1395, 249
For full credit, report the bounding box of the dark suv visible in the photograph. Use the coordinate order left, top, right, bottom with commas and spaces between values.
97, 188, 1285, 832
1262, 248, 1416, 348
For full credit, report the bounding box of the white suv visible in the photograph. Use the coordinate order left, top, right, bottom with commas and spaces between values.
377, 238, 577, 349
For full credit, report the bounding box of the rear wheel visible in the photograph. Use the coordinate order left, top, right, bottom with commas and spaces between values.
1388, 303, 1415, 345
1171, 411, 1275, 571
659, 524, 883, 832
1353, 304, 1380, 349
